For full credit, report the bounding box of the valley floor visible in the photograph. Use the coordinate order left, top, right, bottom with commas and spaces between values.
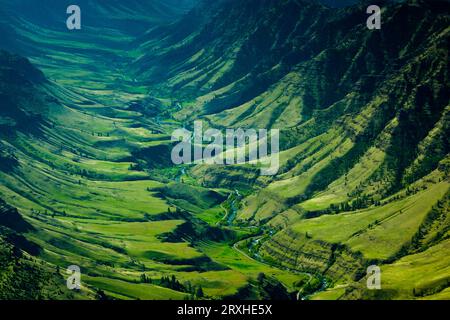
1, 0, 449, 300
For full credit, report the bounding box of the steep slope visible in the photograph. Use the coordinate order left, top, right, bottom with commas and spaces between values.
0, 50, 49, 135
0, 197, 85, 299
133, 0, 391, 117
0, 45, 298, 299
0, 0, 198, 33
237, 0, 449, 222
133, 0, 331, 111
146, 0, 449, 222
132, 0, 450, 299
0, 0, 448, 300
0, 0, 199, 100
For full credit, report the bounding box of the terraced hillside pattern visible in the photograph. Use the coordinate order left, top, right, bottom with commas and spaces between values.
0, 0, 449, 300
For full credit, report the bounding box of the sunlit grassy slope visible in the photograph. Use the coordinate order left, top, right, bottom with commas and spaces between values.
0, 37, 304, 299
1, 0, 449, 300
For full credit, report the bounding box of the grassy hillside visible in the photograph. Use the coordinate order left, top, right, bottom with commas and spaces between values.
0, 47, 297, 300
0, 0, 448, 300
0, 198, 87, 299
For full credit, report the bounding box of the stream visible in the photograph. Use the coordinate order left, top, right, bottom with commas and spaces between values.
226, 189, 241, 225
173, 169, 327, 299
225, 190, 327, 300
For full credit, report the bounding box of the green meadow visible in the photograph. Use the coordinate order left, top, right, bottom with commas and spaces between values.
1, 0, 449, 301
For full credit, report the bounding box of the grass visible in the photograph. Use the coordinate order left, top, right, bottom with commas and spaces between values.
196, 206, 226, 226
309, 287, 346, 300
0, 104, 290, 300
84, 276, 186, 300
341, 239, 450, 300
347, 182, 449, 260
378, 239, 450, 299
289, 182, 449, 260
1, 3, 449, 301
198, 241, 310, 294
3, 3, 313, 301
300, 147, 386, 211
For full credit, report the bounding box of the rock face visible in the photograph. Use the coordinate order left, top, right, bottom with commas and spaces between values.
135, 0, 449, 211
0, 0, 448, 300
131, 0, 449, 299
